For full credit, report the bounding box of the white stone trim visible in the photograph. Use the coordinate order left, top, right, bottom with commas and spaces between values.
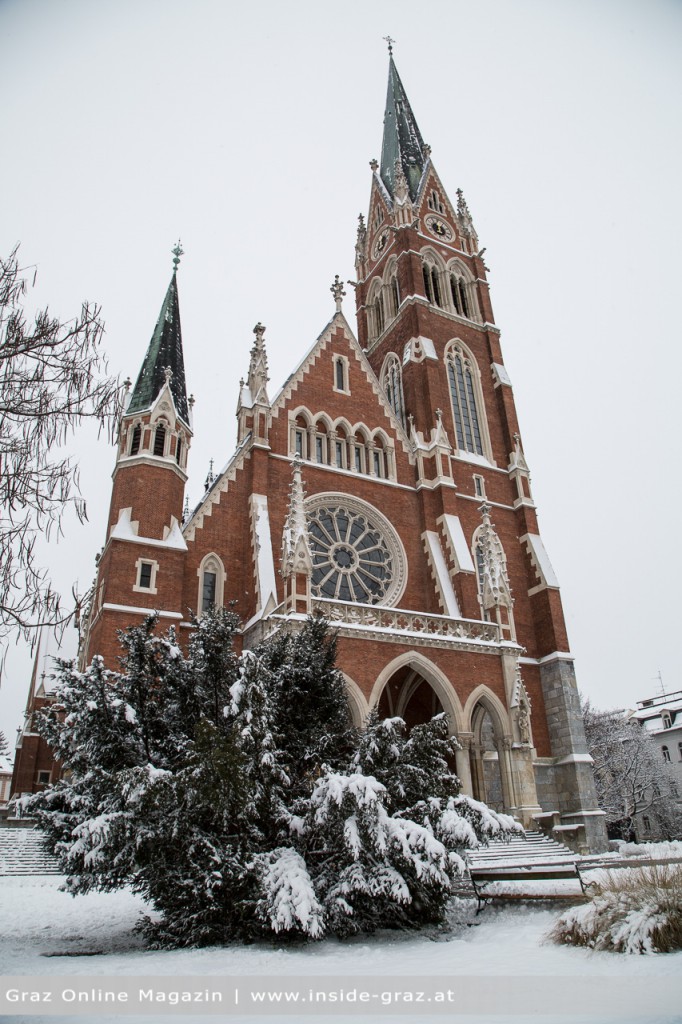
133, 557, 159, 595
102, 603, 182, 619
521, 533, 561, 591
518, 652, 575, 665
423, 530, 461, 617
250, 494, 278, 614
438, 513, 476, 573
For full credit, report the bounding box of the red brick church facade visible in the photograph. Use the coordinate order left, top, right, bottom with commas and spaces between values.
12, 56, 606, 851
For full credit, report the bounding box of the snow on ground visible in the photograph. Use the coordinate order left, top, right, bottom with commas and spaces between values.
0, 876, 681, 1024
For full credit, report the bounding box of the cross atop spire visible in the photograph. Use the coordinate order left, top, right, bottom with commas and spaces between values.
383, 35, 395, 55
379, 53, 428, 202
171, 239, 183, 273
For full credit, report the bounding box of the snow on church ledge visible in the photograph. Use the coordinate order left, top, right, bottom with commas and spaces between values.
110, 507, 188, 551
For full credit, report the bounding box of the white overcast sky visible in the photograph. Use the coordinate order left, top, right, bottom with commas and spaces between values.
1, 0, 681, 745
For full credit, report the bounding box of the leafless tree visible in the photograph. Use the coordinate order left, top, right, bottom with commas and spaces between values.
0, 246, 120, 661
583, 698, 682, 841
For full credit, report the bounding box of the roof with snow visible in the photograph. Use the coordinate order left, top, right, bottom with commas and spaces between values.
127, 271, 189, 424
380, 56, 427, 201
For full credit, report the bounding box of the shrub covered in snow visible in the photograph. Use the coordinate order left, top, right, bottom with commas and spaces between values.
25, 612, 519, 946
552, 863, 682, 954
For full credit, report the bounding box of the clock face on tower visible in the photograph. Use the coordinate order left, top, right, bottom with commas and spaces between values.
372, 229, 390, 260
425, 216, 453, 241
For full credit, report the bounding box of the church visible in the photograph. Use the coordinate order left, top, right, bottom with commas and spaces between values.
11, 53, 607, 852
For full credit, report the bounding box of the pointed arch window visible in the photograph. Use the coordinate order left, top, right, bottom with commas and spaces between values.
129, 424, 142, 456
153, 423, 167, 457
381, 354, 406, 429
449, 273, 470, 317
447, 345, 484, 456
422, 262, 443, 307
197, 553, 225, 614
175, 436, 183, 466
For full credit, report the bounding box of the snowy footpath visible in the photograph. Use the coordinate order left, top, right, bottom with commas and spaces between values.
1, 876, 681, 1024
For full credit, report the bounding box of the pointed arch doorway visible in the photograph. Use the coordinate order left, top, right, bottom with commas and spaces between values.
377, 665, 445, 729
371, 656, 473, 796
469, 698, 513, 813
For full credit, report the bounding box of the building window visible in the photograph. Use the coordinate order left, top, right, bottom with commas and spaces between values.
474, 474, 485, 497
153, 423, 166, 457
427, 189, 444, 213
176, 436, 183, 466
138, 562, 152, 588
295, 429, 305, 457
335, 439, 344, 469
134, 558, 158, 595
662, 712, 672, 729
373, 205, 384, 230
422, 262, 443, 307
197, 554, 225, 614
129, 424, 142, 455
678, 741, 682, 761
449, 272, 470, 317
447, 345, 485, 456
37, 770, 51, 785
201, 571, 217, 612
662, 745, 671, 762
381, 354, 406, 429
315, 434, 326, 464
642, 815, 651, 833
333, 355, 350, 394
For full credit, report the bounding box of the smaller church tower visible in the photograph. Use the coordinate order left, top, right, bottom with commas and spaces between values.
83, 244, 192, 666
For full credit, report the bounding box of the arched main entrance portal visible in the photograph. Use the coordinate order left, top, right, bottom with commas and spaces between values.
377, 665, 445, 729
370, 656, 473, 795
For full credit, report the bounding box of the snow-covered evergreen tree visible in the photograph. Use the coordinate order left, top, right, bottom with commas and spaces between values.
27, 612, 520, 945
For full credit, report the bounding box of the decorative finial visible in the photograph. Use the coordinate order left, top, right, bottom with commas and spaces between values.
163, 366, 173, 385
123, 377, 132, 392
330, 274, 346, 312
183, 494, 190, 523
253, 322, 266, 339
188, 393, 195, 409
172, 239, 184, 273
205, 458, 215, 492
383, 35, 396, 55
435, 408, 442, 421
424, 144, 431, 158
369, 158, 379, 172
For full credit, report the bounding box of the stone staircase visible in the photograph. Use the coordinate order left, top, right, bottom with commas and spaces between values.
453, 829, 581, 900
0, 827, 61, 875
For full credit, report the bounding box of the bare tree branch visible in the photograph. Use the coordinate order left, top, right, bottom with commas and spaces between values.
0, 245, 121, 664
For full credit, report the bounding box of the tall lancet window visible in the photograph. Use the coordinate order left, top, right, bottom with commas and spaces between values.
153, 423, 167, 457
422, 262, 443, 307
446, 344, 484, 456
381, 354, 406, 429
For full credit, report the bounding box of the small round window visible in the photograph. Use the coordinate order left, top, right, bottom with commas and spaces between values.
307, 496, 406, 606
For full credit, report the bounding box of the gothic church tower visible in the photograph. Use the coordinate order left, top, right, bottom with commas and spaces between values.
18, 55, 605, 852
84, 245, 192, 667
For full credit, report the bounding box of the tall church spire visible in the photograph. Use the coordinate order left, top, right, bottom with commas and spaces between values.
379, 55, 427, 202
127, 244, 190, 425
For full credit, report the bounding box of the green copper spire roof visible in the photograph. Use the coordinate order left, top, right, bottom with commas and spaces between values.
379, 56, 427, 202
127, 253, 189, 424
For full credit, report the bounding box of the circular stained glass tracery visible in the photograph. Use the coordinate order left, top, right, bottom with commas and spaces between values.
308, 502, 401, 605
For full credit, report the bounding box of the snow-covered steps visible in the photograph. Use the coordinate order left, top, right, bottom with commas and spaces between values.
466, 829, 579, 869
464, 830, 584, 908
0, 828, 61, 875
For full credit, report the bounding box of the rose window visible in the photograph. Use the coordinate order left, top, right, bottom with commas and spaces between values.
307, 500, 404, 605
